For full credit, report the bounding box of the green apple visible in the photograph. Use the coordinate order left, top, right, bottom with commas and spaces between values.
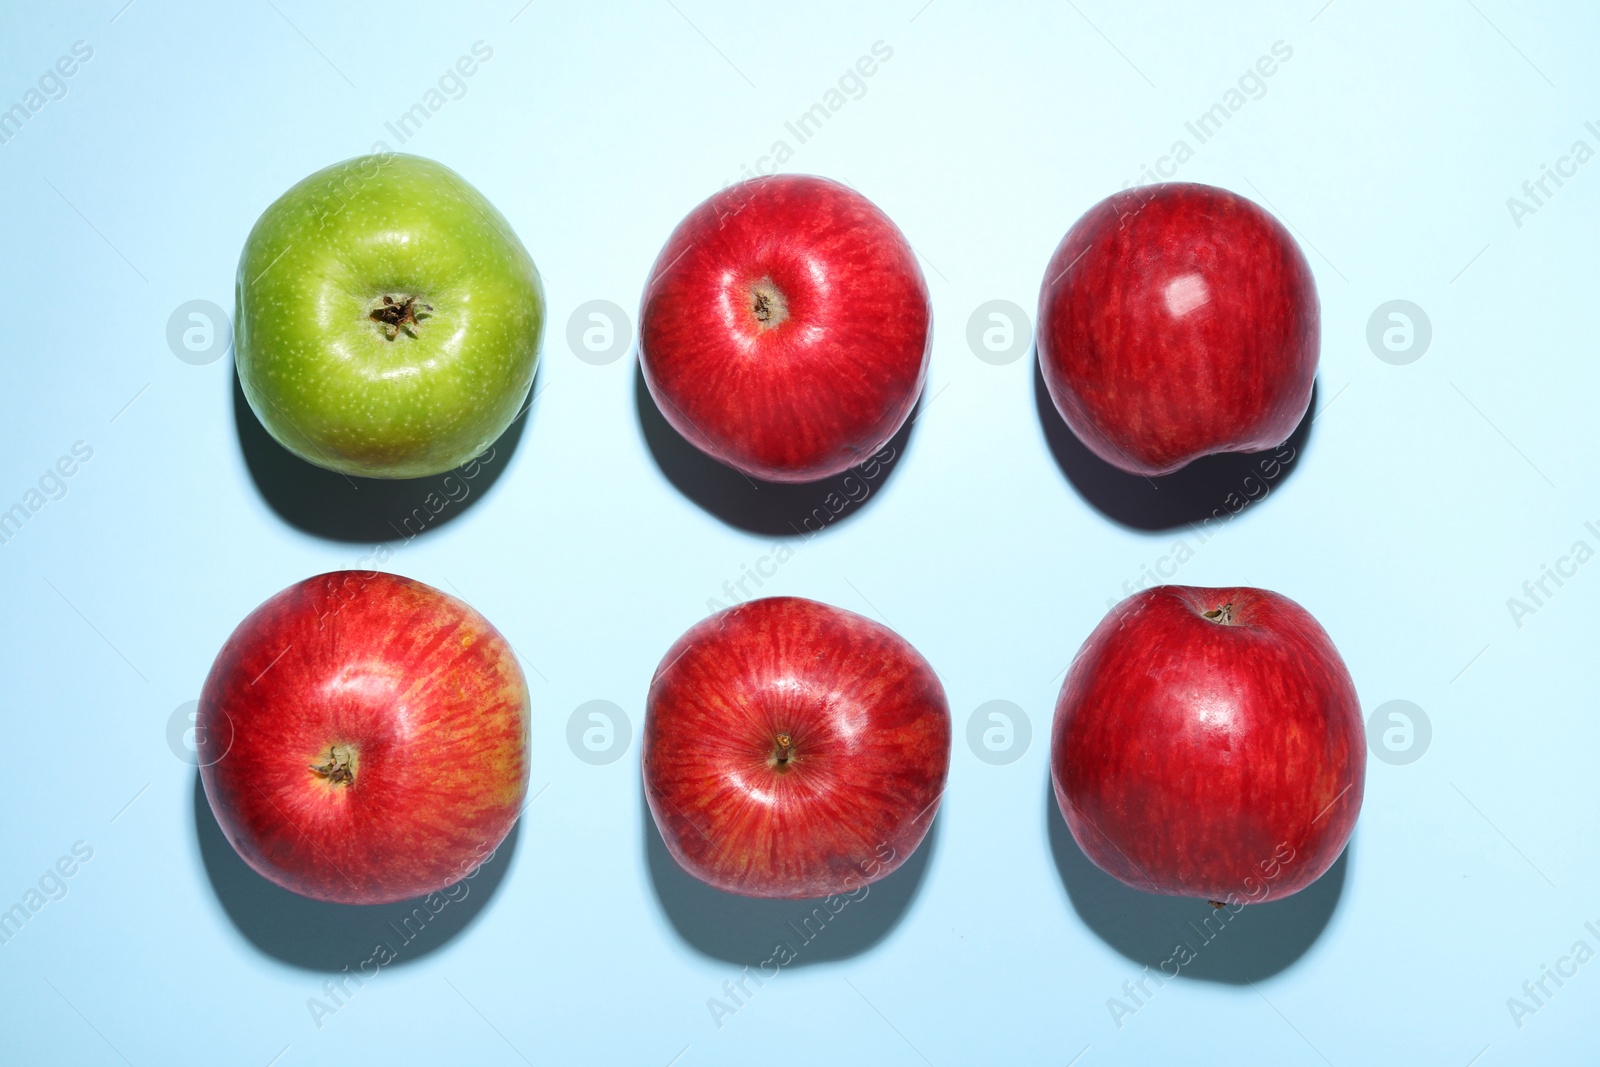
235, 153, 544, 479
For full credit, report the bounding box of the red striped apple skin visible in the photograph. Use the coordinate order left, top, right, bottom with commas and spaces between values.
639, 174, 931, 483
1037, 182, 1318, 477
643, 597, 949, 899
1051, 586, 1363, 904
198, 571, 529, 905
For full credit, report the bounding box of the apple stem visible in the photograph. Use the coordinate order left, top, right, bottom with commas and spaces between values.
310, 744, 356, 787
772, 732, 794, 769
747, 278, 789, 331
1207, 899, 1227, 910
369, 295, 433, 340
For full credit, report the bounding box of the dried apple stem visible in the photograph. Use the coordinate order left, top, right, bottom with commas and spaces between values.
748, 278, 789, 331
310, 743, 356, 786
369, 295, 432, 340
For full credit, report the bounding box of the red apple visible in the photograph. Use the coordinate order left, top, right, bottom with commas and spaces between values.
198, 571, 529, 905
643, 597, 949, 898
1037, 182, 1318, 477
1051, 586, 1363, 904
639, 174, 931, 483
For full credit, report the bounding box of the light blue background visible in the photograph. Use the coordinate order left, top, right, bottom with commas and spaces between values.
2, 1, 1596, 1064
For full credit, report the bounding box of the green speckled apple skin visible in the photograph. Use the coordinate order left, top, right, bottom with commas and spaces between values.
235, 153, 544, 479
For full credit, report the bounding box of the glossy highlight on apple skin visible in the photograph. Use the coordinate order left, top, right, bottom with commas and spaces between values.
642, 597, 950, 899
1037, 182, 1319, 477
639, 174, 932, 483
1051, 585, 1363, 904
198, 571, 529, 905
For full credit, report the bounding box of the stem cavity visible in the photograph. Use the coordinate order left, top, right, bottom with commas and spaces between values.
771, 732, 795, 771
748, 278, 789, 331
369, 295, 432, 340
310, 743, 356, 787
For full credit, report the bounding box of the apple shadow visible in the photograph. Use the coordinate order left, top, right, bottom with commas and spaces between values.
634, 360, 918, 537
642, 788, 935, 966
1044, 777, 1347, 984
232, 364, 531, 544
1033, 355, 1317, 533
192, 772, 517, 972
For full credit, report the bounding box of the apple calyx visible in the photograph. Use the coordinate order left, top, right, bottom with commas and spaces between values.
747, 278, 789, 332
369, 295, 433, 341
769, 732, 796, 772
310, 743, 357, 787
1201, 603, 1237, 625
